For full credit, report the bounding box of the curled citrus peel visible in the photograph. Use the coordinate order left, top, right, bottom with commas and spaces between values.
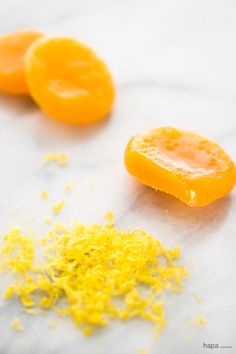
25, 36, 115, 125
0, 30, 42, 95
125, 126, 236, 207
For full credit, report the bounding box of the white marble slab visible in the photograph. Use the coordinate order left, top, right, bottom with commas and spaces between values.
0, 0, 236, 353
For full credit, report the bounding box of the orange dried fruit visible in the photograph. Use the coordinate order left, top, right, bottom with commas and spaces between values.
125, 126, 236, 207
0, 30, 42, 95
25, 36, 115, 125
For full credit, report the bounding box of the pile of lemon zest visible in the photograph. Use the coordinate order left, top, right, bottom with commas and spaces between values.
52, 200, 64, 214
0, 213, 188, 336
191, 316, 206, 326
0, 228, 34, 273
44, 217, 52, 225
43, 153, 68, 166
41, 191, 48, 200
64, 182, 74, 192
11, 318, 23, 331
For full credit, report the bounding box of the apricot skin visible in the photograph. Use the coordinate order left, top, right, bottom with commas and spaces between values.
125, 127, 236, 207
0, 30, 42, 95
24, 37, 115, 125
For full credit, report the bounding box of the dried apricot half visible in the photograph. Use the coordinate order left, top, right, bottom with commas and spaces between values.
125, 127, 236, 207
0, 30, 42, 95
25, 37, 115, 125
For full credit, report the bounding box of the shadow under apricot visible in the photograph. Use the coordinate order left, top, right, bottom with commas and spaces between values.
0, 93, 111, 144
32, 110, 112, 146
0, 92, 37, 114
121, 178, 231, 241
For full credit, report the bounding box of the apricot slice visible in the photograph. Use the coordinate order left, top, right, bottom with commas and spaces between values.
0, 30, 42, 95
125, 127, 236, 207
24, 36, 115, 125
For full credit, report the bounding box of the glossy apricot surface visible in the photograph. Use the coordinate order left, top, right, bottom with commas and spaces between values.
25, 37, 115, 125
125, 127, 236, 207
0, 30, 42, 95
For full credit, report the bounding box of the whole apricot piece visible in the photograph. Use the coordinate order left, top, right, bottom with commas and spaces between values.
0, 30, 42, 95
125, 126, 236, 207
25, 36, 115, 125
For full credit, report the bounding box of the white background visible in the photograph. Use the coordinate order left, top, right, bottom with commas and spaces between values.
0, 1, 236, 353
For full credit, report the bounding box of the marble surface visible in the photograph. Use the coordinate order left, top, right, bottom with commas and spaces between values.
0, 0, 236, 353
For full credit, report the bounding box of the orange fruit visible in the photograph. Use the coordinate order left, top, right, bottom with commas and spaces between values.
25, 36, 115, 125
125, 126, 236, 207
0, 30, 42, 95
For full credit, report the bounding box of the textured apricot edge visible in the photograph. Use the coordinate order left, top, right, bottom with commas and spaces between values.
124, 138, 236, 207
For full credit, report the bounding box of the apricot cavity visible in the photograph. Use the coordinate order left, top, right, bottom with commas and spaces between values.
125, 126, 236, 207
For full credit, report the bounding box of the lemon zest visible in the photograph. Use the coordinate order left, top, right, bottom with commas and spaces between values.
52, 200, 64, 214
41, 191, 48, 200
191, 316, 206, 326
43, 153, 68, 166
11, 318, 23, 331
83, 326, 92, 336
0, 213, 188, 335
